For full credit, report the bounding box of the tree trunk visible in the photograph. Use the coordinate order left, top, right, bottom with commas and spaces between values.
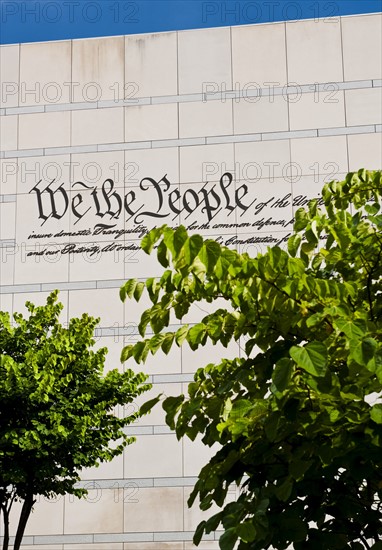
1, 505, 9, 550
13, 494, 35, 550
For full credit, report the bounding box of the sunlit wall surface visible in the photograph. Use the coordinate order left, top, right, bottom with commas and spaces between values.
0, 10, 382, 550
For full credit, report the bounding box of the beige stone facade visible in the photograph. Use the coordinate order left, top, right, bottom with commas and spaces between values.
0, 12, 381, 549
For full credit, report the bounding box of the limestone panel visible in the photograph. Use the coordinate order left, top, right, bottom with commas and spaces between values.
345, 88, 382, 126
124, 147, 179, 186
68, 288, 124, 328
125, 32, 178, 97
289, 90, 345, 131
9, 496, 64, 536
121, 329, 181, 374
0, 158, 17, 194
13, 247, 70, 284
123, 487, 183, 532
178, 28, 232, 95
0, 293, 13, 315
20, 41, 71, 105
290, 135, 348, 178
180, 143, 235, 184
286, 18, 343, 84
234, 94, 288, 134
179, 100, 233, 138
0, 44, 20, 108
347, 133, 382, 171
183, 437, 216, 478
16, 153, 71, 195
19, 111, 70, 150
0, 202, 15, 240
182, 340, 239, 372
72, 37, 125, 103
124, 434, 183, 478
0, 245, 14, 285
0, 114, 18, 151
123, 241, 169, 279
232, 23, 287, 88
72, 108, 124, 146
68, 241, 125, 282
125, 103, 178, 142
64, 489, 124, 534
235, 139, 291, 182
71, 150, 125, 188
133, 382, 182, 426
342, 14, 382, 81
183, 487, 224, 532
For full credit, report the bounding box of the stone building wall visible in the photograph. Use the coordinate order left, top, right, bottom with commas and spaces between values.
0, 11, 381, 549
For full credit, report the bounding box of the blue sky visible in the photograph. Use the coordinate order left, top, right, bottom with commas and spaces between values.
0, 0, 381, 44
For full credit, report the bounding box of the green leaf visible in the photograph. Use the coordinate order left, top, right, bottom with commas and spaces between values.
133, 281, 145, 301
236, 521, 256, 542
334, 318, 366, 340
121, 345, 133, 362
294, 208, 309, 231
364, 202, 380, 215
149, 334, 165, 354
288, 233, 302, 257
120, 279, 137, 302
175, 325, 189, 346
230, 399, 254, 420
198, 241, 221, 273
163, 395, 184, 429
370, 404, 382, 424
272, 358, 293, 392
349, 337, 377, 367
173, 225, 188, 254
130, 341, 150, 363
157, 240, 169, 268
185, 234, 204, 265
141, 226, 165, 253
187, 323, 207, 349
219, 527, 237, 550
289, 459, 312, 481
193, 521, 206, 546
139, 395, 161, 416
161, 333, 175, 355
276, 478, 293, 501
290, 342, 327, 377
278, 516, 307, 542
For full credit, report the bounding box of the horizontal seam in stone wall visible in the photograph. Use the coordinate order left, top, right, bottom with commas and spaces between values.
0, 194, 16, 202
122, 423, 191, 435
0, 239, 16, 247
74, 477, 198, 489
1, 125, 380, 157
1, 79, 380, 116
0, 531, 225, 545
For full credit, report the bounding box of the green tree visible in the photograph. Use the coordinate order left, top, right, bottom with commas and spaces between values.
121, 169, 382, 549
0, 291, 152, 550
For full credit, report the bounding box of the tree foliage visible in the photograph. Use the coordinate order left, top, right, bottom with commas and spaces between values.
121, 169, 382, 549
0, 292, 151, 550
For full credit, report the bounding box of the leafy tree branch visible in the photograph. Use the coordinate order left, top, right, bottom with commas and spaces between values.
121, 169, 382, 550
